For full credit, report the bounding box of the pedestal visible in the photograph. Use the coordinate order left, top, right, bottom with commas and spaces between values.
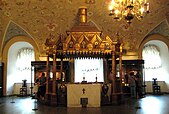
110, 93, 124, 105
67, 84, 101, 107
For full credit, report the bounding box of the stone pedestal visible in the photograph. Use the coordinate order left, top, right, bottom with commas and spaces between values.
110, 93, 124, 105
67, 84, 101, 107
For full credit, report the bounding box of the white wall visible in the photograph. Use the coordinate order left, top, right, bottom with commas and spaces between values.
13, 83, 31, 95
144, 40, 169, 93
7, 42, 33, 95
145, 81, 168, 93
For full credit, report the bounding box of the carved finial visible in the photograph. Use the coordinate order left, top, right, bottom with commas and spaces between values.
79, 7, 87, 25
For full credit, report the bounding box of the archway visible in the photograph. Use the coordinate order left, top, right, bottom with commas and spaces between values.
138, 34, 169, 93
2, 36, 39, 96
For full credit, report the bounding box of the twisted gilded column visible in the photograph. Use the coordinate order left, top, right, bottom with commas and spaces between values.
46, 54, 49, 94
111, 42, 124, 105
111, 51, 116, 94
60, 58, 64, 82
119, 45, 123, 93
52, 52, 56, 95
44, 33, 57, 105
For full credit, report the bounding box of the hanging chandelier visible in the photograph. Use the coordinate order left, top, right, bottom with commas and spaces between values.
108, 0, 150, 24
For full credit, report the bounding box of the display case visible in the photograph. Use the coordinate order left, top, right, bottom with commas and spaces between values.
30, 61, 69, 97
108, 60, 145, 97
31, 61, 69, 82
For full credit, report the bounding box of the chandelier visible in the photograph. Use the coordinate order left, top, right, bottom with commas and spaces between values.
108, 0, 150, 23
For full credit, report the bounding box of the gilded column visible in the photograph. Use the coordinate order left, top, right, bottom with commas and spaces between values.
103, 58, 108, 83
112, 51, 116, 94
52, 53, 56, 95
60, 58, 64, 82
46, 54, 49, 94
119, 45, 123, 93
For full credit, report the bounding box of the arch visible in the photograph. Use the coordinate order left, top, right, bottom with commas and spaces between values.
1, 20, 33, 56
138, 34, 169, 92
2, 35, 40, 96
138, 34, 169, 59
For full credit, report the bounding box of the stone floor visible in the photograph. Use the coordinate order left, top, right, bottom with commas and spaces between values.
0, 94, 169, 114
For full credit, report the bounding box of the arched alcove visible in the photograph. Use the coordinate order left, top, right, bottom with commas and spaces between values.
7, 42, 34, 95
143, 40, 169, 80
138, 34, 169, 93
2, 36, 39, 96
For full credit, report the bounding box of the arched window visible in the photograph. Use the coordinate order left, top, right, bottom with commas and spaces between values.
16, 48, 34, 82
142, 45, 162, 81
16, 48, 34, 71
142, 45, 161, 69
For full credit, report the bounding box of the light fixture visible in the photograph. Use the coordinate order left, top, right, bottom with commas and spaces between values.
109, 0, 150, 24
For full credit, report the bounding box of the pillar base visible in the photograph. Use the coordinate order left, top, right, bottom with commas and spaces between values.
44, 93, 57, 106
44, 93, 51, 104
51, 94, 57, 106
110, 93, 124, 105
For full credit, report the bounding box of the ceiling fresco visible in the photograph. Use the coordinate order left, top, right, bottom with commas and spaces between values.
0, 0, 169, 56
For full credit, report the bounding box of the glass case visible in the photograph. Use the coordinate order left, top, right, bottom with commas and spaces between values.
108, 60, 145, 97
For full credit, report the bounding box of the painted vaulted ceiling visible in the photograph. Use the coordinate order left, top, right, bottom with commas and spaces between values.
0, 0, 169, 56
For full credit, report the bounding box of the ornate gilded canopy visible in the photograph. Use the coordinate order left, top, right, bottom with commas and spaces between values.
45, 7, 121, 59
